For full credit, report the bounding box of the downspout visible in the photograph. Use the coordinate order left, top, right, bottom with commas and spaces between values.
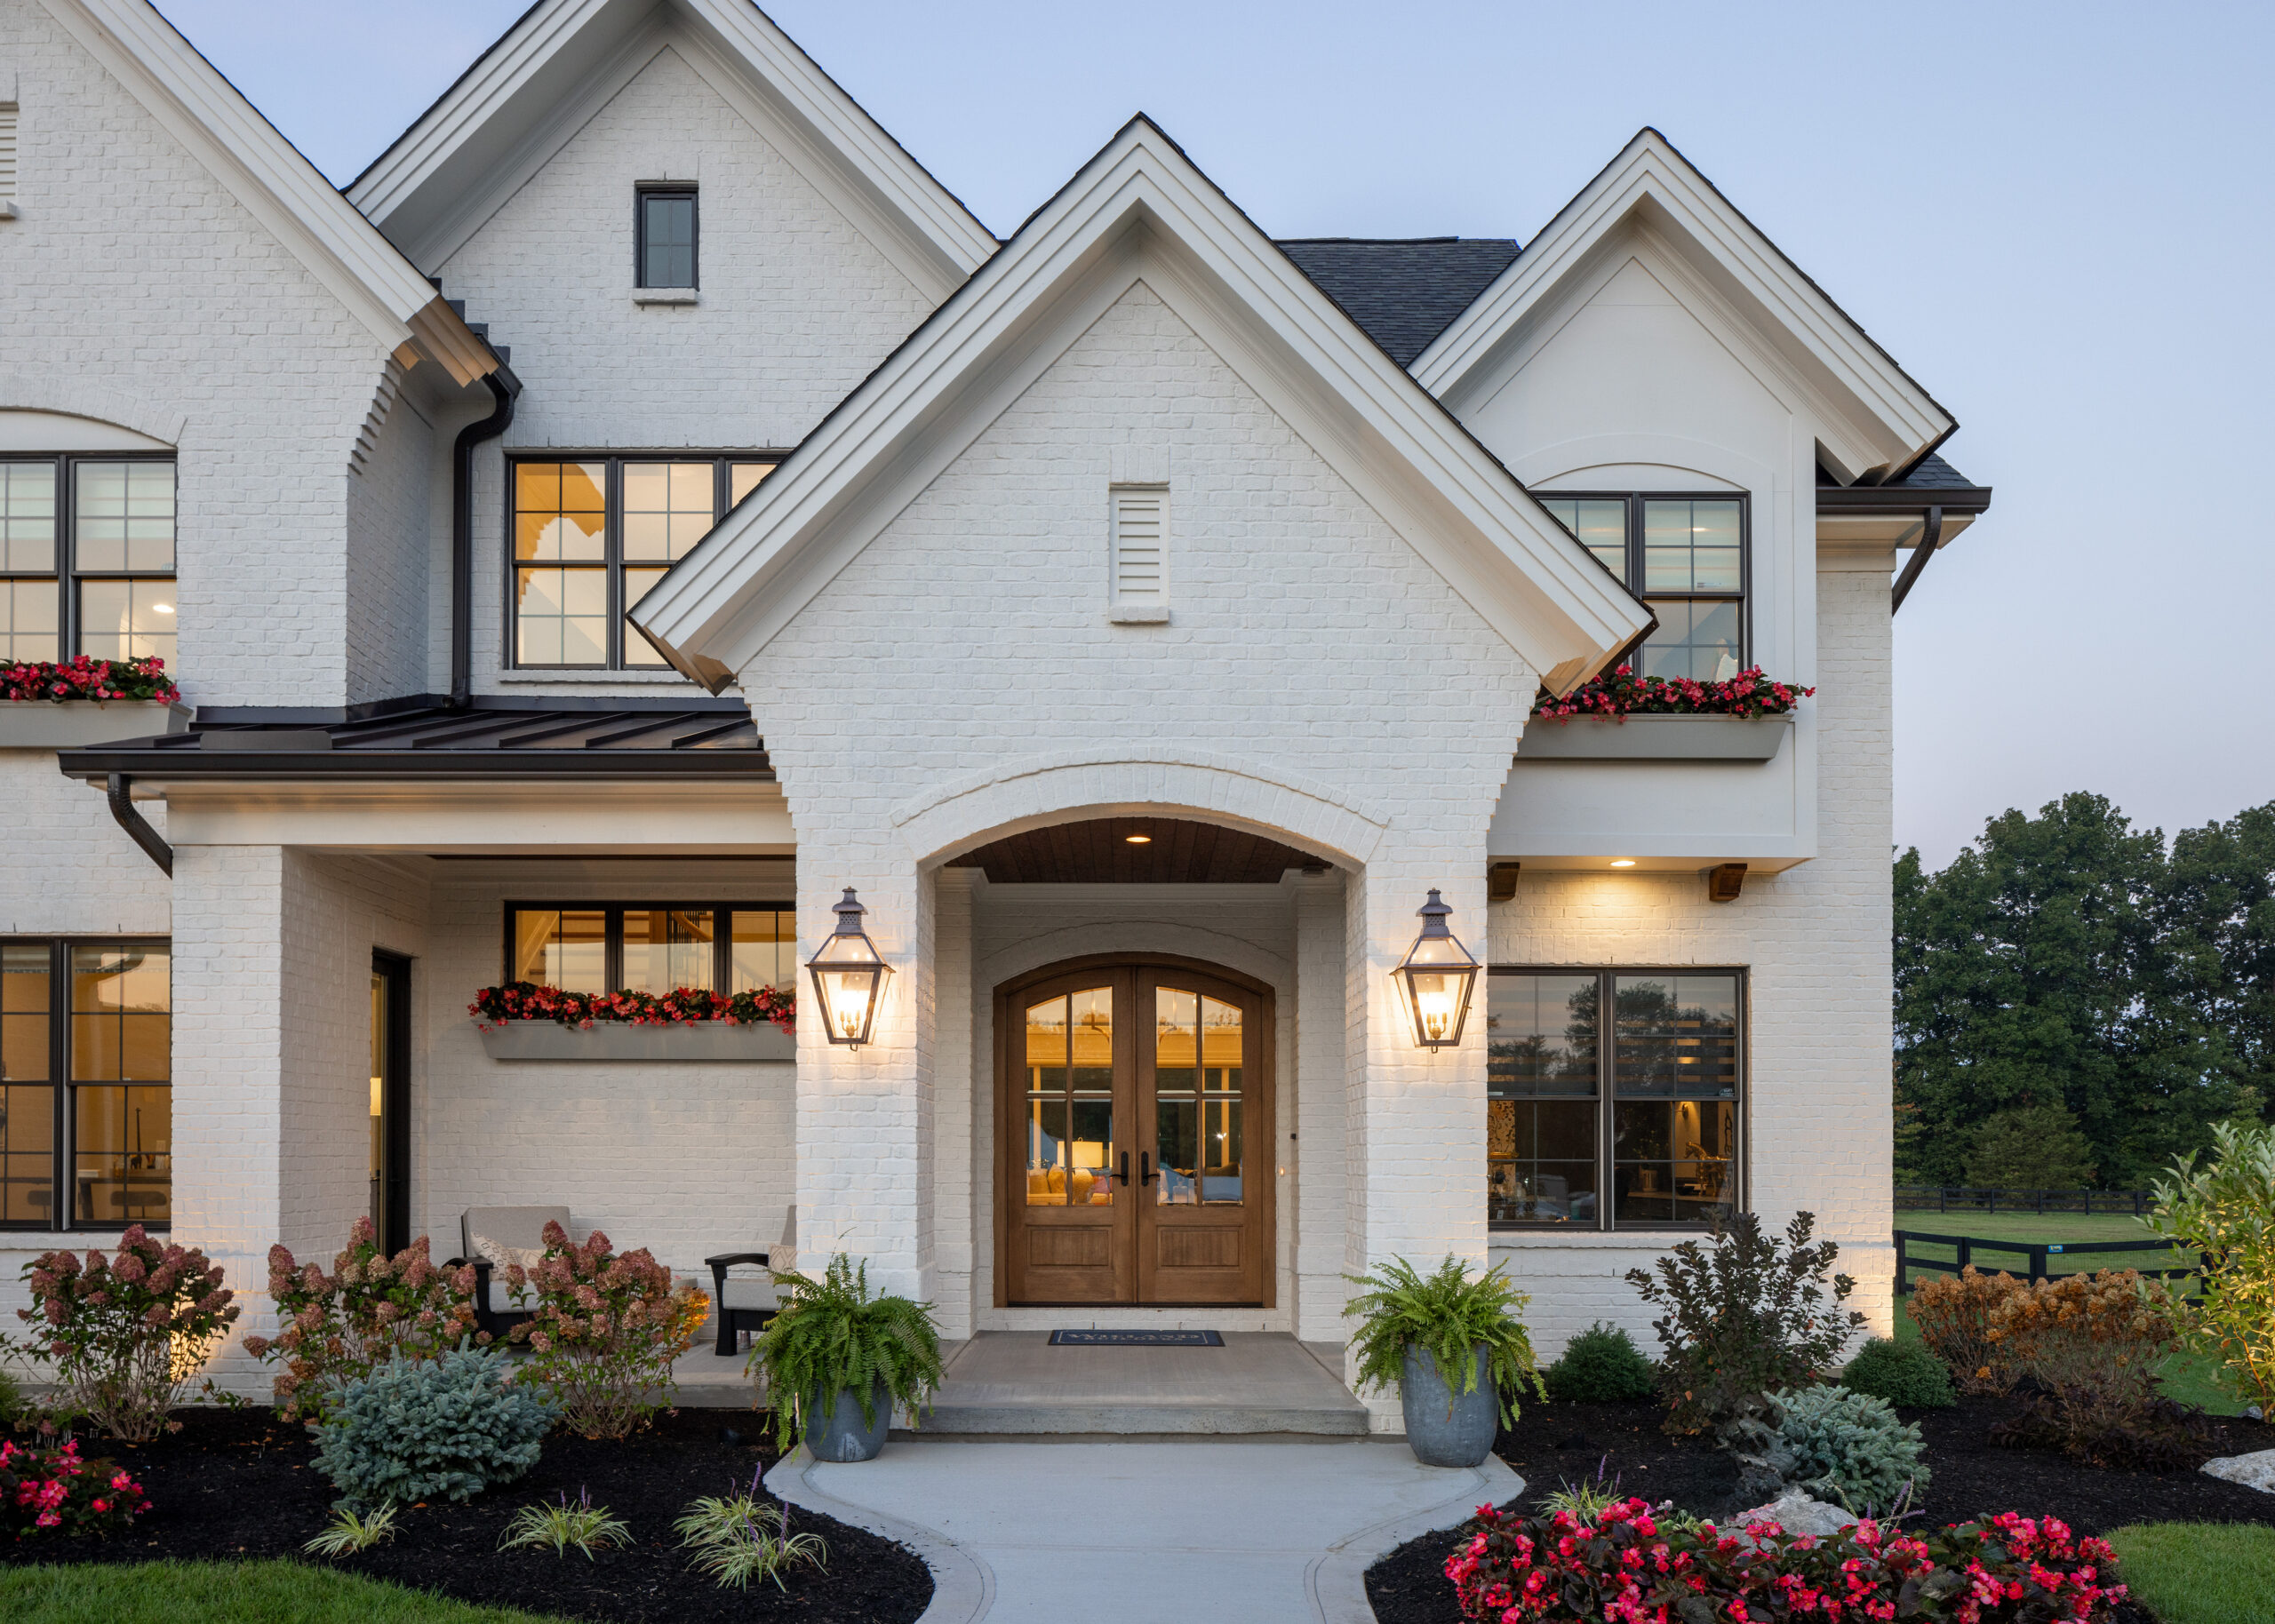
1889, 505, 1944, 615
106, 774, 172, 876
451, 368, 521, 706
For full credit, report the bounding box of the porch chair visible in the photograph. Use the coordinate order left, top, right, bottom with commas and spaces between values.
450, 1206, 571, 1341
706, 1205, 794, 1357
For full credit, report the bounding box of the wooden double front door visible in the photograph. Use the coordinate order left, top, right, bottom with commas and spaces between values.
997, 959, 1273, 1306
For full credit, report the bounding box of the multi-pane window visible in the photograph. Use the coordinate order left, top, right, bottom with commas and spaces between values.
637, 188, 697, 289
1488, 967, 1742, 1230
505, 904, 794, 993
510, 457, 775, 669
0, 939, 172, 1231
0, 457, 176, 665
1539, 494, 1745, 681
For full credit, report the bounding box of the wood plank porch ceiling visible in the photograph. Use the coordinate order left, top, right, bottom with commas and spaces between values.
947, 817, 1322, 884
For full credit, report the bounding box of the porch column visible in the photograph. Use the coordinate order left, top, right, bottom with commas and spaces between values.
1291, 870, 1349, 1342
930, 866, 978, 1337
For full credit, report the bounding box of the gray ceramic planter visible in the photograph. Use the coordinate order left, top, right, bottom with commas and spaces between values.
1401, 1343, 1498, 1468
805, 1378, 892, 1462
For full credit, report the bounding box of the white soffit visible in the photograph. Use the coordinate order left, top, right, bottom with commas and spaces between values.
39, 0, 496, 385
630, 116, 1654, 696
1413, 129, 1954, 485
345, 0, 996, 300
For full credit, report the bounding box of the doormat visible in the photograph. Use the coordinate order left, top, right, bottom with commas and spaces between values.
1047, 1328, 1224, 1347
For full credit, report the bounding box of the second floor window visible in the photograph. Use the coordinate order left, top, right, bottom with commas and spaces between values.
511, 457, 774, 669
638, 187, 697, 289
1538, 493, 1745, 681
0, 456, 176, 666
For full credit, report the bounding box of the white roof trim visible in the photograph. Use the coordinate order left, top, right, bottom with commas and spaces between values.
1412, 129, 1953, 484
39, 0, 494, 384
631, 117, 1653, 696
347, 0, 995, 299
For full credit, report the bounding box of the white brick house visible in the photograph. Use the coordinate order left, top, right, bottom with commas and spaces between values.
0, 0, 1989, 1416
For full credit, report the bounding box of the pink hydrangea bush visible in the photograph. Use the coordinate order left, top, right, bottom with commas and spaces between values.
505, 1220, 708, 1439
1533, 664, 1812, 721
0, 654, 179, 705
240, 1216, 486, 1421
469, 981, 794, 1034
4, 1226, 236, 1441
1447, 1497, 2124, 1623
0, 1437, 149, 1541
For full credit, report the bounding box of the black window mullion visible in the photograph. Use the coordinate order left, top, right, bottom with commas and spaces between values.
60, 456, 77, 658
1597, 970, 1614, 1232
52, 938, 69, 1232
605, 906, 623, 994
605, 459, 623, 670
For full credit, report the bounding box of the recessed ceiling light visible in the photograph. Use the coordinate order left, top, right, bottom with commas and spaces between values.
1609, 858, 1636, 868
1125, 833, 1152, 845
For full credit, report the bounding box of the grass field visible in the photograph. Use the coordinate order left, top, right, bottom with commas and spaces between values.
2105, 1524, 2275, 1624
0, 1561, 571, 1624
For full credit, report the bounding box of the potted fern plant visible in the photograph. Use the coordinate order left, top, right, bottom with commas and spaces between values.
748, 1253, 944, 1462
1345, 1254, 1545, 1467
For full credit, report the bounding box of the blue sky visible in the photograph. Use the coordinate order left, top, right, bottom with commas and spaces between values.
156, 0, 2275, 866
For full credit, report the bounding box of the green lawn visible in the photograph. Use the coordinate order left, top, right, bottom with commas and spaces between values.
2105, 1524, 2275, 1624
0, 1561, 572, 1624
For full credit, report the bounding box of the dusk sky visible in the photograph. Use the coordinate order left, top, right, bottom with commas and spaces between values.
154, 0, 2275, 868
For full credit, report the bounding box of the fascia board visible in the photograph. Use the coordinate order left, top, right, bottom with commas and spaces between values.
41, 0, 487, 377
635, 124, 1651, 687
1414, 133, 1952, 474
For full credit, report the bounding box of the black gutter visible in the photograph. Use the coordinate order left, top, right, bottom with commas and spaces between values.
1889, 506, 1944, 616
1818, 483, 1992, 515
106, 774, 172, 875
451, 366, 521, 705
63, 750, 773, 785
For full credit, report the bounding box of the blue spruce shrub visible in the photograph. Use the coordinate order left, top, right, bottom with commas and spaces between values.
1839, 1336, 1957, 1409
313, 1344, 553, 1509
1772, 1384, 1929, 1513
1542, 1321, 1657, 1403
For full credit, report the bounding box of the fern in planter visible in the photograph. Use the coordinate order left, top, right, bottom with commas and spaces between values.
1343, 1255, 1545, 1426
747, 1254, 944, 1452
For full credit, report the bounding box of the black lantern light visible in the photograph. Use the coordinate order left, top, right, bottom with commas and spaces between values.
806, 888, 891, 1047
1393, 888, 1481, 1049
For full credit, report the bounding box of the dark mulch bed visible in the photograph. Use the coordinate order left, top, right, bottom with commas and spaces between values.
1366, 1396, 2275, 1624
4, 1407, 930, 1623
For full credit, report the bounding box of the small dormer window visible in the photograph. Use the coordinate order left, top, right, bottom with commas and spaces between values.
1539, 493, 1746, 681
637, 187, 697, 290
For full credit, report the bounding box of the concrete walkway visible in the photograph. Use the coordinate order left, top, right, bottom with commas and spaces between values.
926, 1332, 1369, 1434
768, 1437, 1521, 1624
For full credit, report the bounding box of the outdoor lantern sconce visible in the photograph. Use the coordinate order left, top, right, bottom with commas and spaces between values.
1393, 888, 1481, 1050
807, 888, 891, 1047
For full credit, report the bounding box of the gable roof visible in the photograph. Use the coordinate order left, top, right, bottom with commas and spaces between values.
37, 0, 497, 385
1276, 238, 1521, 368
630, 115, 1653, 697
1412, 128, 1954, 485
346, 0, 997, 301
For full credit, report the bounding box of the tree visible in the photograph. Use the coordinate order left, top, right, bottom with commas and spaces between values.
2158, 803, 2275, 1123
1962, 1104, 2097, 1189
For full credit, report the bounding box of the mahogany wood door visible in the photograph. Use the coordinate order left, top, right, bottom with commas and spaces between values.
997, 958, 1273, 1308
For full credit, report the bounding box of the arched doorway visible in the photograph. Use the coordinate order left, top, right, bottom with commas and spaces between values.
994, 955, 1274, 1308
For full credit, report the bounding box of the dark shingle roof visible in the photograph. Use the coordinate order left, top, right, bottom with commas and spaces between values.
1276, 237, 1521, 367
1816, 452, 1979, 490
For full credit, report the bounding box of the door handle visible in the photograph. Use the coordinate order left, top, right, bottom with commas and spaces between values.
1117, 1150, 1130, 1187
1140, 1150, 1157, 1185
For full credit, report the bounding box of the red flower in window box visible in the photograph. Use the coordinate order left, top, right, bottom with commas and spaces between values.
0, 656, 180, 705
469, 981, 794, 1035
1531, 664, 1811, 722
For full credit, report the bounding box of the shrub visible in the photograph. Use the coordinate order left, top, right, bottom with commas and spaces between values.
1345, 1255, 1546, 1428
1772, 1383, 1930, 1512
1840, 1334, 1957, 1408
504, 1221, 706, 1439
1908, 1265, 2026, 1393
1624, 1209, 1864, 1493
1985, 1268, 2210, 1469
2149, 1115, 2275, 1412
0, 1437, 149, 1541
311, 1344, 553, 1511
1964, 1103, 2098, 1190
241, 1218, 485, 1422
3, 1226, 237, 1441
749, 1254, 944, 1452
1446, 1498, 2127, 1624
1540, 1321, 1655, 1404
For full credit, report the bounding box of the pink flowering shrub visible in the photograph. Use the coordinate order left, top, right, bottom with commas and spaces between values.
506, 1221, 708, 1439
1533, 664, 1812, 721
469, 981, 794, 1034
0, 654, 179, 705
1447, 1498, 2125, 1623
240, 1216, 487, 1422
0, 1437, 149, 1541
3, 1226, 236, 1442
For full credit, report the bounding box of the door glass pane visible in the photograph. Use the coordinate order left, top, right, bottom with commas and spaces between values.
1024, 994, 1069, 1206
1066, 988, 1114, 1206
510, 909, 605, 992
1069, 1096, 1114, 1206
1199, 997, 1241, 1203
621, 908, 714, 993
1153, 988, 1198, 1205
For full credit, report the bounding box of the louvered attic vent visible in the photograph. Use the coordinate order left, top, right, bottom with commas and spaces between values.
1109, 484, 1168, 623
0, 103, 17, 219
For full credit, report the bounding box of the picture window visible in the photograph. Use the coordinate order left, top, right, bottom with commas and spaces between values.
505, 904, 794, 995
0, 456, 175, 665
1538, 493, 1747, 681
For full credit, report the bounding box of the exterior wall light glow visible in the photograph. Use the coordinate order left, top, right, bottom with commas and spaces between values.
807, 888, 890, 1047
1393, 888, 1481, 1050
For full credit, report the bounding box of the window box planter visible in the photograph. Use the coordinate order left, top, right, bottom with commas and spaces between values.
0, 700, 190, 750
1515, 712, 1792, 761
476, 1020, 794, 1063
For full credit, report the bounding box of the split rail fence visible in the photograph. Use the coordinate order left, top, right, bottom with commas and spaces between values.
1892, 1230, 2208, 1301
1896, 1186, 2156, 1217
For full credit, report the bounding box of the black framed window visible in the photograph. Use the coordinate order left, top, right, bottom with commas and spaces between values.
1538, 493, 1746, 681
1, 938, 172, 1231
509, 456, 776, 669
637, 188, 697, 289
1488, 967, 1742, 1230
0, 455, 176, 665
505, 904, 794, 994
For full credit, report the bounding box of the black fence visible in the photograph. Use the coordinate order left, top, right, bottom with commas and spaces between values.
1896, 1186, 2155, 1217
1893, 1230, 2207, 1300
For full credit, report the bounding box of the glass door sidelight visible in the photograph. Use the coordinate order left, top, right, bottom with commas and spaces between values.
1008, 973, 1133, 1304
371, 953, 411, 1255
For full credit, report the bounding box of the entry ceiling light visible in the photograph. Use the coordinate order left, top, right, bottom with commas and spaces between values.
1124, 832, 1152, 844
807, 888, 890, 1047
1392, 888, 1481, 1051
1609, 858, 1637, 868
